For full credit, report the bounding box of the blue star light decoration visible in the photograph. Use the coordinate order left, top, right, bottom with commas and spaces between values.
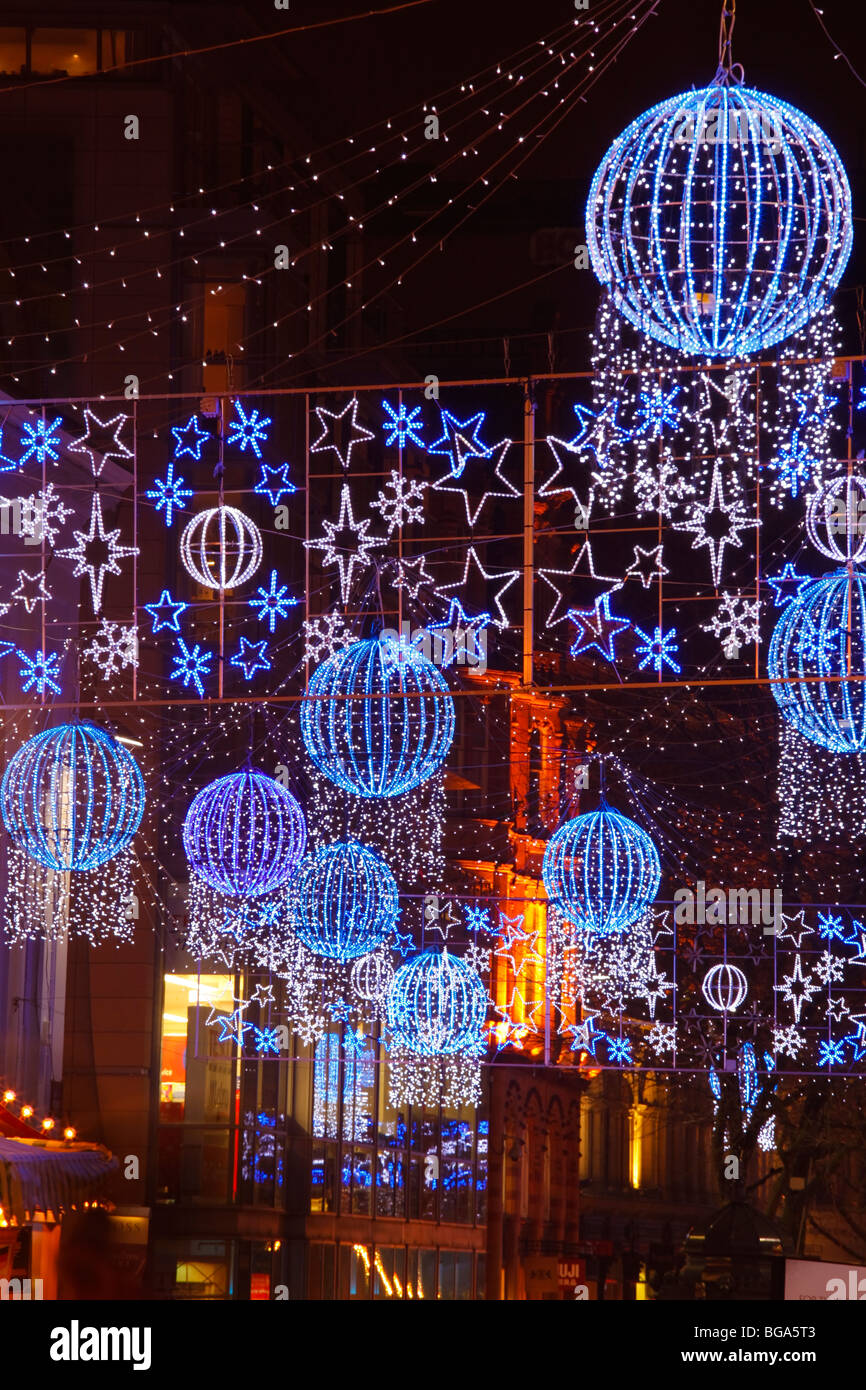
0, 427, 20, 473
254, 461, 297, 507
563, 1015, 608, 1057
230, 636, 271, 681
17, 647, 62, 695
248, 570, 300, 632
567, 592, 630, 662
426, 408, 493, 474
19, 416, 63, 466
634, 385, 680, 438
634, 624, 681, 676
772, 392, 833, 499
144, 589, 188, 634
767, 563, 812, 607
170, 637, 212, 697
171, 415, 210, 460
382, 399, 425, 449
227, 401, 271, 458
145, 461, 193, 527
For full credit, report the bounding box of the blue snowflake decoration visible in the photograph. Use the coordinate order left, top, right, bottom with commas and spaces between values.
587, 84, 852, 356
230, 636, 271, 681
301, 634, 455, 798
183, 768, 306, 899
1, 722, 144, 871
251, 1027, 281, 1055
606, 1036, 633, 1065
144, 589, 188, 634
227, 401, 271, 458
386, 949, 488, 1056
17, 647, 62, 696
817, 910, 845, 942
145, 461, 193, 527
464, 905, 491, 934
19, 416, 63, 466
542, 800, 661, 936
254, 461, 296, 507
769, 567, 866, 752
171, 415, 210, 461
817, 1038, 846, 1069
247, 570, 300, 632
634, 624, 681, 676
290, 840, 399, 962
382, 399, 425, 449
634, 386, 680, 438
170, 637, 213, 698
773, 432, 818, 500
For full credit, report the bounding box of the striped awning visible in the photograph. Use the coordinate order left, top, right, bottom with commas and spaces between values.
0, 1136, 117, 1224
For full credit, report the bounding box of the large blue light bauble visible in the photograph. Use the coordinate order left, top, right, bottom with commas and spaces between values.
769, 567, 866, 753
387, 948, 488, 1055
542, 800, 661, 935
183, 768, 306, 898
587, 83, 852, 357
290, 840, 399, 961
300, 635, 455, 798
0, 721, 144, 871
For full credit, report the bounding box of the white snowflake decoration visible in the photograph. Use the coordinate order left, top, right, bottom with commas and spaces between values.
303, 612, 355, 664
370, 470, 428, 533
84, 619, 139, 677
702, 592, 761, 658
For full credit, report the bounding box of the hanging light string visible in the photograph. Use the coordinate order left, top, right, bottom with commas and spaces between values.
714, 0, 744, 86
806, 0, 866, 91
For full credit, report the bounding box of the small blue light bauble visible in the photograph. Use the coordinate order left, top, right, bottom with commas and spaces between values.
542, 800, 661, 935
587, 83, 852, 357
0, 722, 144, 872
768, 567, 866, 753
290, 840, 399, 962
300, 634, 455, 798
387, 948, 488, 1055
183, 768, 306, 898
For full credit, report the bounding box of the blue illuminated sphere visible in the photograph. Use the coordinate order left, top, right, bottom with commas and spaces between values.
387, 949, 488, 1055
542, 800, 661, 936
290, 840, 399, 962
587, 83, 852, 357
0, 722, 144, 871
300, 635, 455, 798
769, 567, 866, 753
183, 768, 306, 898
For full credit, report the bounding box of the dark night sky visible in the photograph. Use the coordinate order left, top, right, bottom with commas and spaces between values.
251, 0, 866, 363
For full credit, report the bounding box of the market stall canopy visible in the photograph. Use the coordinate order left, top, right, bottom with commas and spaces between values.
0, 1136, 117, 1224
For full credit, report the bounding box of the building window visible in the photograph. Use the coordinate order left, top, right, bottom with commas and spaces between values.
30, 29, 98, 77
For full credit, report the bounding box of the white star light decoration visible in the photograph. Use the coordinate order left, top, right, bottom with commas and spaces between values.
672, 461, 757, 588
537, 537, 622, 627
310, 398, 373, 468
431, 434, 520, 528
12, 568, 51, 613
58, 491, 139, 613
438, 546, 520, 631
68, 408, 132, 477
775, 955, 821, 1024
305, 483, 385, 604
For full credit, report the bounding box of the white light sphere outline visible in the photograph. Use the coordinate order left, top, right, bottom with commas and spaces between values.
701, 962, 748, 1013
586, 83, 852, 357
768, 567, 866, 753
805, 474, 866, 564
179, 504, 263, 590
350, 950, 394, 1003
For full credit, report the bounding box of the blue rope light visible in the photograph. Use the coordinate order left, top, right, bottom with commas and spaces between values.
768, 567, 866, 753
0, 722, 144, 872
290, 840, 399, 962
183, 768, 306, 898
300, 634, 455, 798
386, 949, 488, 1056
586, 83, 852, 357
542, 800, 661, 936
